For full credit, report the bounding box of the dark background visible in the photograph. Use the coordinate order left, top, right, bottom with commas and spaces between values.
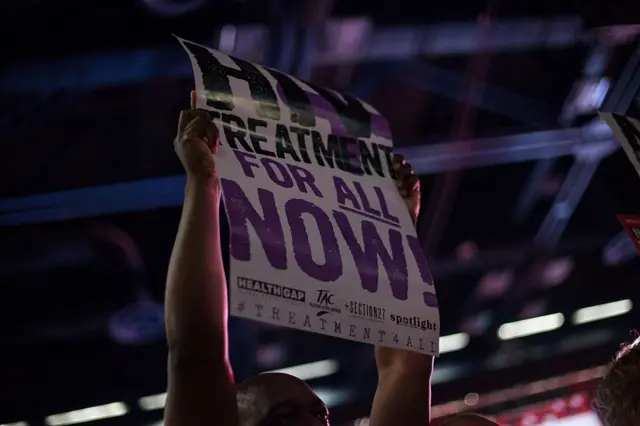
2, 0, 640, 425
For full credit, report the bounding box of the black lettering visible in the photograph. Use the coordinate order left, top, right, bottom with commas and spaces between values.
360, 141, 384, 177
378, 330, 386, 342
307, 82, 372, 139
290, 127, 312, 164
264, 68, 316, 128
378, 145, 394, 178
406, 337, 413, 347
183, 41, 279, 120
272, 307, 280, 320
334, 321, 342, 334
255, 304, 264, 317
288, 311, 296, 325
303, 315, 312, 328
319, 318, 327, 330
275, 124, 301, 162
247, 118, 274, 157
393, 333, 399, 343
312, 132, 343, 170
363, 328, 371, 340
339, 137, 364, 175
221, 113, 253, 152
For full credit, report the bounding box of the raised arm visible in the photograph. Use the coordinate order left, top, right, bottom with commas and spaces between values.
164, 94, 238, 426
369, 154, 434, 426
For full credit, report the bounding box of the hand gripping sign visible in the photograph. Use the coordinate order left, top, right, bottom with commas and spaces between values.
178, 37, 440, 355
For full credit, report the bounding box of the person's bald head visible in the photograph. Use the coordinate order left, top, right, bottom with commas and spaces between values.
236, 372, 329, 426
443, 413, 500, 426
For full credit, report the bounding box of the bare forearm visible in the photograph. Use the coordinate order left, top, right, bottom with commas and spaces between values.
165, 177, 228, 358
370, 361, 433, 426
371, 208, 433, 426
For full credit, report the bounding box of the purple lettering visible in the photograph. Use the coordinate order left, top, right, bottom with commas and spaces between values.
353, 181, 380, 216
333, 211, 408, 300
287, 163, 323, 198
262, 158, 294, 188
220, 179, 287, 270
333, 176, 360, 209
406, 235, 438, 308
233, 150, 261, 178
375, 187, 399, 223
286, 199, 343, 282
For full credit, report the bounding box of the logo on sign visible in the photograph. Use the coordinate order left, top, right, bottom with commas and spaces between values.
389, 314, 437, 331
346, 301, 386, 322
309, 289, 342, 314
237, 277, 306, 303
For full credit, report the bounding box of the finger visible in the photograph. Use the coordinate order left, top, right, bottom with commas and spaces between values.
178, 109, 210, 135
184, 115, 219, 152
400, 175, 419, 196
405, 174, 419, 191
183, 115, 210, 139
401, 163, 415, 177
395, 162, 413, 181
192, 109, 211, 119
177, 109, 195, 135
204, 120, 220, 153
392, 153, 406, 169
190, 90, 197, 110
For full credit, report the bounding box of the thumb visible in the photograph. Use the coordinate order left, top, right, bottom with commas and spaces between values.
190, 90, 197, 110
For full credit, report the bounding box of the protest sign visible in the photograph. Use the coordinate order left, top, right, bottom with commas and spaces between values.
599, 112, 640, 178
617, 214, 640, 255
178, 37, 440, 355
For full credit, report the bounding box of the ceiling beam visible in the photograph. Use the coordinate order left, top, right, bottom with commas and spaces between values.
0, 17, 584, 95
0, 127, 614, 226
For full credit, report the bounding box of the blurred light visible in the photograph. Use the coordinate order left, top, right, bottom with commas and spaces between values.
575, 78, 610, 112
139, 393, 167, 411
140, 0, 207, 16
477, 270, 513, 298
518, 300, 547, 319
256, 343, 286, 368
108, 300, 165, 345
313, 387, 351, 407
219, 25, 237, 53
464, 392, 479, 406
541, 257, 574, 287
45, 403, 128, 426
1, 422, 28, 426
497, 313, 564, 340
269, 359, 339, 381
460, 311, 492, 336
431, 365, 606, 418
456, 241, 478, 261
572, 299, 633, 325
603, 231, 637, 265
354, 418, 370, 426
439, 333, 470, 354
